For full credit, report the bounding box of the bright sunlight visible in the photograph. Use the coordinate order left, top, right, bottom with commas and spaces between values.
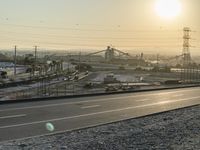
155, 0, 182, 19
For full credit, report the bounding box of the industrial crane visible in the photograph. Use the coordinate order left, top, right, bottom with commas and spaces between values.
86, 46, 134, 61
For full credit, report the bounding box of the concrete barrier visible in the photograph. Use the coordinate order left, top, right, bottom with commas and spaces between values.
0, 84, 199, 105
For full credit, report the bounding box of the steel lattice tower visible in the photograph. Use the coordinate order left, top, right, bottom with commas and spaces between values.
182, 27, 191, 66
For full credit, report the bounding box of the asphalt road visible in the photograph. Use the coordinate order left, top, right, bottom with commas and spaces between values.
0, 87, 200, 142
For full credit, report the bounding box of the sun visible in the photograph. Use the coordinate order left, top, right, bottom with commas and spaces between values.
155, 0, 182, 19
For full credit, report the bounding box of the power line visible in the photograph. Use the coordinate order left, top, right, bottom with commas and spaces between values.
0, 31, 182, 40
2, 41, 182, 48
0, 23, 182, 33
0, 36, 182, 45
0, 37, 183, 45
0, 31, 184, 44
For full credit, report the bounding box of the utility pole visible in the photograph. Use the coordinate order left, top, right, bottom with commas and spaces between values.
68, 53, 70, 73
14, 45, 17, 76
34, 46, 37, 63
156, 54, 159, 68
34, 46, 38, 76
78, 52, 81, 72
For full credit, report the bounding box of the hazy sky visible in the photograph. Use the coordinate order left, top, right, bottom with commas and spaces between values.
0, 0, 200, 55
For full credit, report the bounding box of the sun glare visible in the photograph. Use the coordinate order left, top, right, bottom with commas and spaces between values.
155, 0, 182, 19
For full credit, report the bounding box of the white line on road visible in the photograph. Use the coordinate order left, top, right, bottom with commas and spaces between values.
0, 114, 26, 119
136, 94, 185, 102
81, 105, 100, 109
135, 99, 150, 102
172, 94, 184, 97
0, 96, 199, 129
0, 88, 198, 112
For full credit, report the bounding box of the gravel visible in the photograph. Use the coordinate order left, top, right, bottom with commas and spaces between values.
1, 105, 200, 150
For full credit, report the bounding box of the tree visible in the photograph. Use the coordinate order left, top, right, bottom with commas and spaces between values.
0, 71, 7, 79
24, 54, 35, 65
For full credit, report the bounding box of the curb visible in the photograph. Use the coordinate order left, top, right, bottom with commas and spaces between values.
0, 84, 199, 105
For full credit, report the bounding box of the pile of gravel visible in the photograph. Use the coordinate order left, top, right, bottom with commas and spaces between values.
1, 105, 200, 150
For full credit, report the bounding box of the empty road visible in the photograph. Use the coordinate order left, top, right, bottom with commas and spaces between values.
0, 87, 200, 142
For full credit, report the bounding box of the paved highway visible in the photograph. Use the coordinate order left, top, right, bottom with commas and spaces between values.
0, 87, 200, 142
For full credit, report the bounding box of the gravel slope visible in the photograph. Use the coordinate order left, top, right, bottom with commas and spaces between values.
1, 105, 200, 150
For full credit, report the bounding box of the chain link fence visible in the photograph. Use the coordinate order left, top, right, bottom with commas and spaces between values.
1, 67, 200, 101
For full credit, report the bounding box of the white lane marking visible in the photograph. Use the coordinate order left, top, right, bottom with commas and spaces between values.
135, 99, 150, 102
155, 91, 180, 95
136, 96, 174, 102
0, 114, 26, 119
81, 105, 100, 109
0, 96, 199, 129
0, 88, 198, 112
136, 94, 184, 102
172, 94, 184, 97
0, 95, 143, 112
136, 94, 185, 102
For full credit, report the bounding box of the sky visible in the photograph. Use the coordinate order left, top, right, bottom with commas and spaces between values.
0, 0, 200, 55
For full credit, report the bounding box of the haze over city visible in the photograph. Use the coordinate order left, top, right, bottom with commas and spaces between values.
1, 0, 200, 149
0, 0, 200, 55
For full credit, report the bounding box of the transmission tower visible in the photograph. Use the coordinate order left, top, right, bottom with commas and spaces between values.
181, 27, 196, 83
182, 27, 191, 66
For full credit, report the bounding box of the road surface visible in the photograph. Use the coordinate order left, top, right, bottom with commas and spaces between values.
0, 87, 200, 142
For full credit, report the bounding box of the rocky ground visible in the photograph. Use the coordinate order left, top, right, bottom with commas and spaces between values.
1, 105, 200, 150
